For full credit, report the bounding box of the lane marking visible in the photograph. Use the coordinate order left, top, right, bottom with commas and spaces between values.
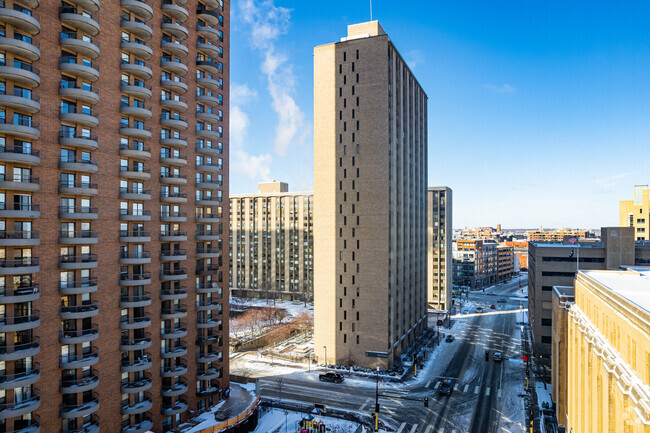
433, 381, 441, 390
396, 423, 406, 433
358, 398, 371, 411
409, 425, 418, 433
474, 386, 480, 394
486, 387, 491, 396
497, 389, 502, 398
463, 384, 469, 393
425, 380, 432, 388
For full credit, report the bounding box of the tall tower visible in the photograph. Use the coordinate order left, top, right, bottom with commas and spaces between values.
0, 0, 229, 432
427, 187, 452, 311
313, 21, 428, 369
619, 185, 649, 240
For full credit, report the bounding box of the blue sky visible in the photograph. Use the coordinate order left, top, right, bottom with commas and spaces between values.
229, 0, 650, 229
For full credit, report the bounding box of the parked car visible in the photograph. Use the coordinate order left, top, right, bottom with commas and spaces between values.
436, 319, 444, 326
445, 334, 455, 343
439, 379, 453, 396
319, 372, 344, 383
497, 299, 507, 303
476, 307, 484, 313
490, 304, 496, 309
493, 352, 503, 362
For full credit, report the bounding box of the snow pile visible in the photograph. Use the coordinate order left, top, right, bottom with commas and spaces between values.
253, 407, 361, 433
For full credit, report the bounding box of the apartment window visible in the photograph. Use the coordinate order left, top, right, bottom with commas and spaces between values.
541, 318, 552, 326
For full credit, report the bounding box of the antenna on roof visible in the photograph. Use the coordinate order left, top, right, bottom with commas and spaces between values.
370, 0, 372, 20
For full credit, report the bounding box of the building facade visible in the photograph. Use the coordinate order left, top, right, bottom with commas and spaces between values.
496, 245, 514, 282
229, 182, 314, 301
505, 240, 528, 270
313, 21, 428, 368
427, 187, 452, 310
553, 269, 649, 432
0, 1, 229, 432
526, 229, 590, 242
620, 184, 649, 241
527, 227, 650, 363
452, 239, 498, 290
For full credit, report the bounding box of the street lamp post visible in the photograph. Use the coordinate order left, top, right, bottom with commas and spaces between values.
323, 346, 327, 367
374, 366, 380, 432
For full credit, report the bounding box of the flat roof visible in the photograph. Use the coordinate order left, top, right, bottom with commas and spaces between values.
583, 269, 650, 313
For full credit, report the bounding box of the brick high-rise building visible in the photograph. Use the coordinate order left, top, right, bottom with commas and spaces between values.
427, 187, 452, 311
313, 21, 428, 368
620, 184, 649, 240
0, 0, 229, 432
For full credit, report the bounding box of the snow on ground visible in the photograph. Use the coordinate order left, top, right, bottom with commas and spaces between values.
253, 407, 361, 433
535, 381, 553, 408
231, 297, 314, 319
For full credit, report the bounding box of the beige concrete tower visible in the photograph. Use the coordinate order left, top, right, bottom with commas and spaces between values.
427, 187, 452, 310
620, 184, 649, 240
313, 21, 428, 368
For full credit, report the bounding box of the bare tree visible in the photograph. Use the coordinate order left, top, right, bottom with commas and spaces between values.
274, 377, 285, 402
345, 350, 356, 377
237, 365, 254, 383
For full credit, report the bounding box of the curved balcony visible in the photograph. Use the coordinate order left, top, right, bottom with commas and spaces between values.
196, 247, 220, 258
59, 56, 99, 81
59, 130, 98, 150
196, 351, 220, 363
119, 230, 151, 243
160, 135, 187, 148
0, 363, 40, 391
197, 24, 222, 44
161, 397, 187, 416
197, 367, 220, 381
120, 19, 153, 40
0, 285, 39, 304
0, 231, 39, 247
159, 230, 187, 242
120, 104, 153, 120
59, 278, 98, 295
59, 205, 98, 220
119, 292, 152, 308
159, 173, 187, 185
120, 354, 152, 373
160, 97, 188, 112
196, 298, 220, 311
160, 325, 187, 339
160, 77, 187, 95
119, 166, 151, 181
121, 0, 153, 21
59, 347, 99, 369
59, 254, 99, 270
59, 83, 99, 105
120, 60, 153, 81
121, 39, 153, 60
5, 414, 40, 433
196, 284, 221, 294
60, 6, 100, 36
159, 212, 186, 223
160, 116, 188, 130
119, 272, 152, 286
196, 75, 222, 92
0, 8, 40, 35
160, 59, 188, 76
196, 197, 221, 206
60, 372, 99, 394
160, 248, 187, 260
197, 41, 221, 59
195, 93, 221, 107
196, 215, 220, 224
196, 162, 222, 173
60, 393, 99, 419
160, 269, 187, 282
161, 21, 188, 40
161, 377, 188, 397
120, 143, 151, 159
160, 304, 187, 320
0, 174, 39, 192
196, 230, 220, 241
196, 332, 221, 345
119, 209, 151, 222
160, 287, 187, 300
202, 0, 223, 10
121, 373, 152, 393
0, 117, 39, 140
160, 344, 187, 359
0, 91, 40, 114
59, 156, 98, 173
0, 258, 39, 276
196, 317, 221, 329
162, 2, 188, 22
119, 187, 151, 201
0, 60, 39, 87
59, 301, 99, 319
196, 7, 222, 28
60, 32, 100, 59
196, 141, 222, 155
120, 124, 152, 140
196, 265, 219, 276
60, 326, 99, 345
161, 359, 188, 377
0, 145, 38, 167
0, 390, 40, 420
160, 192, 187, 204
119, 251, 151, 265
121, 393, 153, 415
196, 59, 222, 75
59, 110, 99, 129
119, 333, 152, 351
196, 110, 222, 123
58, 180, 98, 197
59, 230, 99, 245
121, 416, 153, 433
195, 181, 221, 190
119, 313, 152, 330
120, 81, 152, 100
62, 415, 100, 433
161, 40, 188, 58
0, 338, 39, 362
68, 0, 100, 12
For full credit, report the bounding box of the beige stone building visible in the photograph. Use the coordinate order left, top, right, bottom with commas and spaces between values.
551, 285, 574, 424
313, 21, 428, 368
553, 269, 650, 432
527, 228, 591, 242
229, 182, 313, 301
428, 187, 452, 310
620, 184, 649, 240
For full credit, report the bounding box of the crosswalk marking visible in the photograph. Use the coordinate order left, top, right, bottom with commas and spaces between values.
497, 389, 502, 398
486, 387, 491, 396
464, 384, 469, 393
425, 380, 432, 388
474, 386, 480, 394
408, 425, 418, 433
424, 426, 433, 433
359, 398, 371, 411
395, 423, 406, 433
433, 381, 441, 390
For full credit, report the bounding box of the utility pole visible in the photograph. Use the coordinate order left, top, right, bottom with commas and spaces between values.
374, 366, 379, 432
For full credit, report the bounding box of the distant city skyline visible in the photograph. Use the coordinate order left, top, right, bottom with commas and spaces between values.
230, 0, 650, 228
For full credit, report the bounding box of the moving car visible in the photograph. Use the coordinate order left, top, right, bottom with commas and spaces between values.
445, 334, 455, 343
476, 307, 484, 313
497, 299, 507, 303
319, 372, 344, 383
492, 352, 503, 362
490, 304, 496, 309
439, 379, 453, 396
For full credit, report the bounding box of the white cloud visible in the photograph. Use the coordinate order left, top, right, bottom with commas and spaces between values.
237, 0, 309, 157
405, 50, 425, 69
233, 149, 273, 181
594, 172, 634, 189
231, 83, 258, 105
484, 83, 516, 93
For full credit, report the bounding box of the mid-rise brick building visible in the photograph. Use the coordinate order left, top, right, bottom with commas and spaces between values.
427, 187, 452, 310
0, 0, 230, 431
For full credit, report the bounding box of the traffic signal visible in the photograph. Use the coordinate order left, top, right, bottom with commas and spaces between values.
424, 397, 429, 408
